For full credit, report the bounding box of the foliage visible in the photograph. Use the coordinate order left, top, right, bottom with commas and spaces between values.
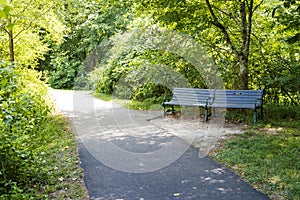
0, 0, 64, 66
4, 0, 291, 105
0, 62, 47, 197
85, 0, 297, 105
136, 1, 299, 102
249, 1, 300, 105
134, 0, 264, 89
1, 0, 299, 105
48, 53, 80, 89
263, 104, 300, 128
46, 0, 132, 89
273, 0, 300, 44
93, 17, 220, 101
0, 62, 87, 198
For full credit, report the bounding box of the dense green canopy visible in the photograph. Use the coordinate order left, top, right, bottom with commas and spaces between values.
0, 0, 299, 104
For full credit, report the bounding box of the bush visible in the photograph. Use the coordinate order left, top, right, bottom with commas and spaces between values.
264, 104, 300, 121
0, 62, 52, 197
48, 55, 80, 89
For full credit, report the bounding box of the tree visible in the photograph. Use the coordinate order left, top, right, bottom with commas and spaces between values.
204, 0, 264, 89
47, 0, 133, 89
250, 0, 300, 104
133, 0, 266, 89
0, 0, 63, 65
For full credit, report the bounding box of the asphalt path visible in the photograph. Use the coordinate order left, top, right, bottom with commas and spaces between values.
50, 90, 269, 200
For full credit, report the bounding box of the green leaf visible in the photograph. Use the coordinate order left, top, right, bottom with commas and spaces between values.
3, 5, 10, 15
6, 23, 15, 30
0, 5, 10, 18
0, 10, 6, 18
0, 0, 7, 4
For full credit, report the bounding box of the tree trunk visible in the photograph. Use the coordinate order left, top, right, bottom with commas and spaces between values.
239, 1, 249, 90
8, 16, 15, 62
205, 0, 259, 90
9, 29, 15, 62
239, 54, 249, 90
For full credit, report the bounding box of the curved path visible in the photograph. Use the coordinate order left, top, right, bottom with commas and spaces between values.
50, 90, 269, 200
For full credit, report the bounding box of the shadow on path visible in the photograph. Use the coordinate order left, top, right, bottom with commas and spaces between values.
50, 90, 269, 200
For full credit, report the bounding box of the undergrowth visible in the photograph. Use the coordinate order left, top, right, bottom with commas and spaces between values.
0, 62, 87, 199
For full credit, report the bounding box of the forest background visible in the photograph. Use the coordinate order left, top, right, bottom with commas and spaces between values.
0, 0, 299, 104
0, 0, 299, 199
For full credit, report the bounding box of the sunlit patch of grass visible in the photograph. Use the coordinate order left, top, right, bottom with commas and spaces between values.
94, 93, 162, 111
125, 100, 162, 110
211, 128, 300, 199
93, 92, 113, 101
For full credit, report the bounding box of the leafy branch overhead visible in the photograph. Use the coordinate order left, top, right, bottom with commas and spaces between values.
0, 0, 299, 104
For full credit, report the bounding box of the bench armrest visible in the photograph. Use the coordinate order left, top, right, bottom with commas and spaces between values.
255, 98, 263, 107
206, 96, 214, 105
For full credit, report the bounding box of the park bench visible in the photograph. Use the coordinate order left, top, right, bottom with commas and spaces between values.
162, 88, 214, 121
162, 88, 264, 124
209, 89, 264, 124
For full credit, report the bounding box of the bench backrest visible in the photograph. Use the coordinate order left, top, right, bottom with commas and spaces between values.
213, 89, 264, 108
172, 88, 214, 105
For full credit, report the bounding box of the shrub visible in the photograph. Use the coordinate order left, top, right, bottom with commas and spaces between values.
264, 104, 300, 121
0, 62, 52, 197
48, 55, 80, 89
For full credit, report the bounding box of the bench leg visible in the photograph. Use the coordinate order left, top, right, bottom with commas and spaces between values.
204, 108, 209, 122
171, 105, 175, 114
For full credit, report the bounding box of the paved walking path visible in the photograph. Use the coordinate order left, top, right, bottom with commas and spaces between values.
50, 90, 269, 200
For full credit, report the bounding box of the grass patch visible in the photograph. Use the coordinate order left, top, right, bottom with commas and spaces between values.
94, 93, 162, 110
33, 114, 88, 199
125, 100, 162, 110
93, 92, 113, 101
212, 105, 300, 199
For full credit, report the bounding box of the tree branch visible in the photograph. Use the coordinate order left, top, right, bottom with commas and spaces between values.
13, 2, 33, 24
253, 0, 264, 12
205, 0, 240, 57
0, 26, 10, 35
240, 1, 248, 56
14, 4, 55, 39
245, 0, 254, 58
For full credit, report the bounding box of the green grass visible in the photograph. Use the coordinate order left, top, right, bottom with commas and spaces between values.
33, 114, 88, 199
94, 93, 162, 110
211, 105, 300, 200
125, 100, 162, 110
93, 92, 114, 101
35, 114, 88, 199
